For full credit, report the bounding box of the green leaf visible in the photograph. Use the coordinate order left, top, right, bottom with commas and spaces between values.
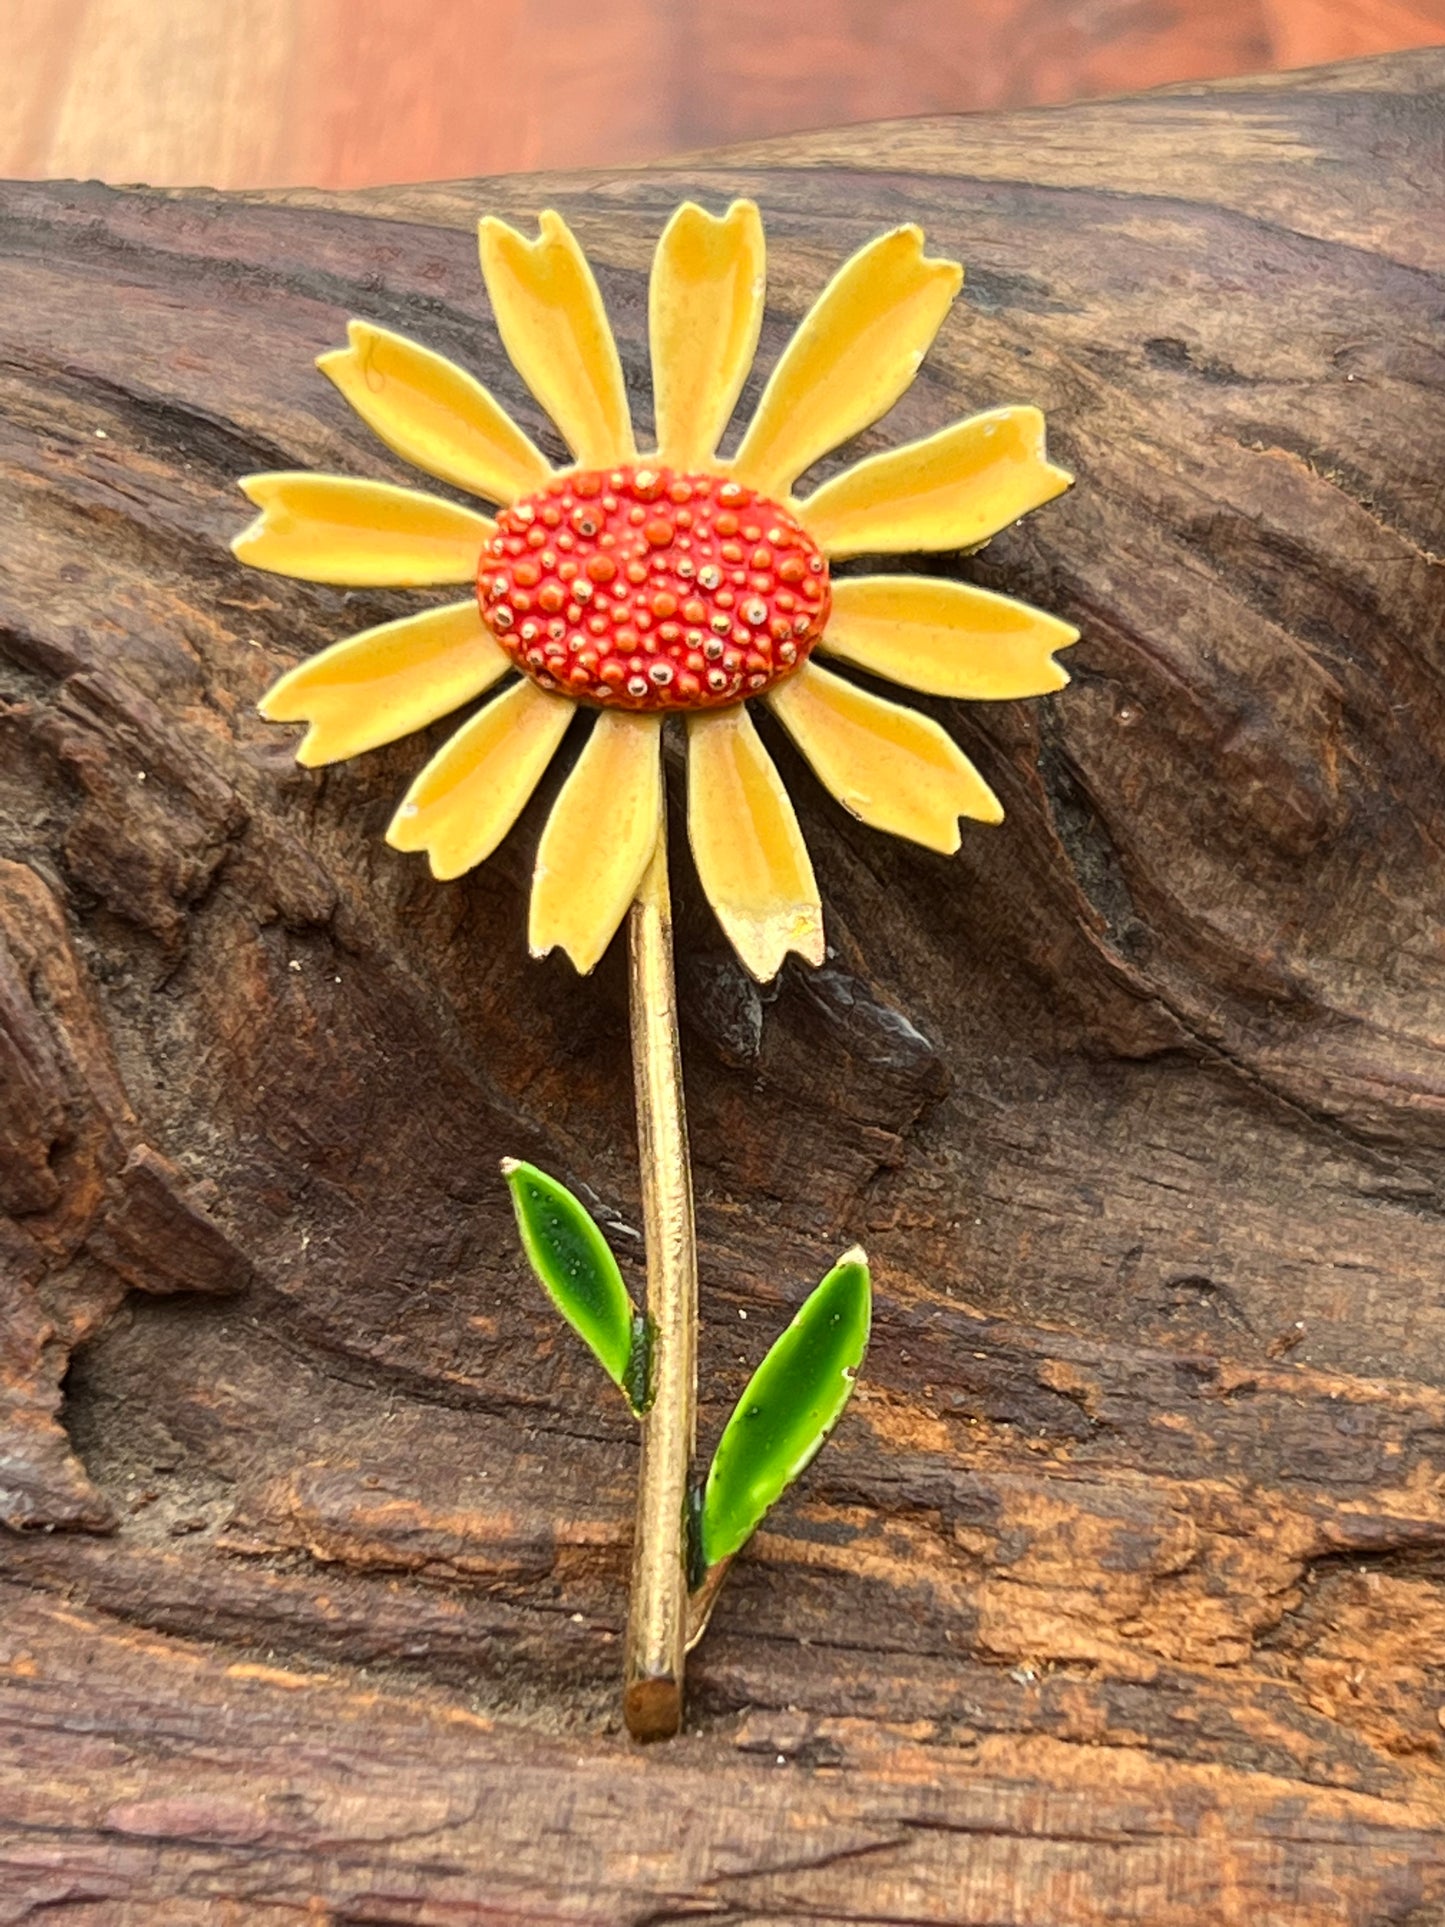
502, 1159, 639, 1404
699, 1248, 871, 1570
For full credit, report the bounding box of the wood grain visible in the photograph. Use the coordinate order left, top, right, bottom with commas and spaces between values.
2, 47, 1445, 1924
5, 0, 1445, 189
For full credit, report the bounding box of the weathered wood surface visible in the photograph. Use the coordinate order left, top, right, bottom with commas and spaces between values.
2, 50, 1444, 1924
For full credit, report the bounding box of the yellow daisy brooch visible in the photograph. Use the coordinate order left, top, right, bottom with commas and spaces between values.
234, 201, 1074, 1739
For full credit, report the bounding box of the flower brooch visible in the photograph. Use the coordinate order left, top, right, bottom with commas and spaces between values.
234, 200, 1074, 1738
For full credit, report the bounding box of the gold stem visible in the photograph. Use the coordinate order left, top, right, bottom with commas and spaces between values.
623, 798, 697, 1741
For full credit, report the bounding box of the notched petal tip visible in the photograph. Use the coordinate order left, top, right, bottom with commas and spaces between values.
477, 210, 519, 246
885, 220, 963, 288
1004, 404, 1066, 464
310, 317, 370, 365
526, 889, 614, 974
698, 195, 761, 224
391, 802, 509, 882
313, 316, 552, 506
686, 705, 824, 984
479, 204, 634, 469
820, 575, 1078, 703
1039, 661, 1071, 693
1016, 423, 1073, 502
313, 327, 378, 391
801, 404, 1073, 560
660, 196, 762, 248
313, 338, 350, 380
234, 472, 287, 533
917, 239, 964, 300
732, 905, 826, 986
257, 602, 508, 772
1017, 413, 1074, 503
229, 474, 492, 587
651, 196, 767, 470
528, 932, 592, 975
477, 206, 571, 255
770, 662, 1003, 852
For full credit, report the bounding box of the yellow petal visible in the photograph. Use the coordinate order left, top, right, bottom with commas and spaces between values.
798, 407, 1072, 560
318, 321, 552, 505
768, 662, 1001, 854
529, 712, 661, 974
687, 706, 824, 982
233, 474, 493, 587
650, 200, 766, 470
478, 210, 635, 469
822, 575, 1078, 700
258, 601, 510, 767
386, 680, 573, 881
730, 226, 961, 499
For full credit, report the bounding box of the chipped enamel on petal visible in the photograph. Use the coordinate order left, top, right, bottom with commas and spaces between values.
822, 576, 1078, 700
529, 711, 661, 973
318, 321, 552, 506
258, 601, 511, 767
768, 661, 1002, 853
729, 226, 961, 500
686, 706, 824, 982
386, 679, 573, 881
478, 210, 636, 470
797, 407, 1072, 561
233, 474, 494, 587
650, 200, 766, 471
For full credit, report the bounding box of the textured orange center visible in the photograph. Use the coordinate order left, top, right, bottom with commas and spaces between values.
478, 465, 830, 711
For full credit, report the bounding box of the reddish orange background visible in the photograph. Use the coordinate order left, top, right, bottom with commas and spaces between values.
6, 0, 1445, 190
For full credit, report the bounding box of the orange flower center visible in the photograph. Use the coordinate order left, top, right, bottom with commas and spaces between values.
478, 465, 830, 711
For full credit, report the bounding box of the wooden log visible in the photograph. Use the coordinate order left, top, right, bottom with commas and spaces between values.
2, 49, 1444, 1923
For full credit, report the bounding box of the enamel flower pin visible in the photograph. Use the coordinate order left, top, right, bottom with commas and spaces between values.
234, 200, 1074, 1739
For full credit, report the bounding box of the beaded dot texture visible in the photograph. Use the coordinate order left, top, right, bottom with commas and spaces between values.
479, 464, 831, 711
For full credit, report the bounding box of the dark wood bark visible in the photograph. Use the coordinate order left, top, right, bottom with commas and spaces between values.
2, 50, 1445, 1923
